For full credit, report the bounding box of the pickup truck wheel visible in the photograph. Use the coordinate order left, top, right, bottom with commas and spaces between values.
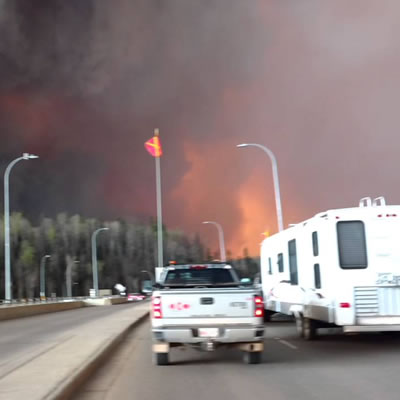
302, 317, 317, 340
243, 351, 262, 364
264, 310, 273, 323
154, 352, 169, 366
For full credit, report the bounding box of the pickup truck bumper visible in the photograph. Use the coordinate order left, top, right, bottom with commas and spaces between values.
152, 325, 264, 344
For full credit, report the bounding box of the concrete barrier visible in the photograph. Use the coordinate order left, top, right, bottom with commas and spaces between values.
0, 297, 130, 322
83, 297, 128, 306
0, 301, 85, 322
0, 303, 150, 400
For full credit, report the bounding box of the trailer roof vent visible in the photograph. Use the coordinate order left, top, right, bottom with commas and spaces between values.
372, 196, 386, 207
359, 197, 372, 207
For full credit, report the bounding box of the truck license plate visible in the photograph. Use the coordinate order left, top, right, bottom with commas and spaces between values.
198, 328, 219, 338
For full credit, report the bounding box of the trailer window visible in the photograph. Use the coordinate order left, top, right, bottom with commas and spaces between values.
312, 231, 319, 256
277, 253, 284, 273
268, 257, 272, 275
314, 264, 321, 289
337, 221, 368, 269
288, 239, 298, 285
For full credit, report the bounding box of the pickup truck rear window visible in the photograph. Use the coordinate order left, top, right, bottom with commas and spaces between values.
164, 268, 238, 287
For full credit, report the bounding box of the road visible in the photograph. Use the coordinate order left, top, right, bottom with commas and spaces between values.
0, 302, 141, 380
76, 317, 400, 400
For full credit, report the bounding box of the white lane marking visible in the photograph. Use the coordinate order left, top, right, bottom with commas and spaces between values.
274, 337, 298, 350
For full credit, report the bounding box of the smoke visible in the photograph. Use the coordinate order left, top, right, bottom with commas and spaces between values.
1, 1, 400, 255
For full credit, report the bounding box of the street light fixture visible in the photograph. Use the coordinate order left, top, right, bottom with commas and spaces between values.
91, 227, 109, 297
237, 143, 284, 232
23, 153, 39, 160
4, 153, 39, 302
202, 221, 226, 262
40, 255, 51, 299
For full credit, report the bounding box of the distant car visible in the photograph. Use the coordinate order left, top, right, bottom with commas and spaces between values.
127, 293, 146, 302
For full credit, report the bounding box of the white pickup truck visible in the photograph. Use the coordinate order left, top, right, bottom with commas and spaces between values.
151, 263, 265, 365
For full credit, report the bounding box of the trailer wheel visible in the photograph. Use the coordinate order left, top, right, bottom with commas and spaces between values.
154, 352, 169, 366
302, 317, 318, 340
243, 351, 262, 364
295, 315, 304, 338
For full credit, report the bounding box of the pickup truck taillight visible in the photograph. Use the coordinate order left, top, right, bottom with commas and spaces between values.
152, 296, 162, 319
254, 295, 264, 318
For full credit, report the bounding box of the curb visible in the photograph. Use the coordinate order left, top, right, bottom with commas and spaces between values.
45, 311, 149, 400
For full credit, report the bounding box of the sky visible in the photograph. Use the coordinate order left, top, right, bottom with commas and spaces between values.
1, 0, 400, 257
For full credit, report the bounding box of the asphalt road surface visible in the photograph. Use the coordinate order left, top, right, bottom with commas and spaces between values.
76, 317, 400, 400
0, 302, 141, 380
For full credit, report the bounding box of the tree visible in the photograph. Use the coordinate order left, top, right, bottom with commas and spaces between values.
0, 213, 217, 299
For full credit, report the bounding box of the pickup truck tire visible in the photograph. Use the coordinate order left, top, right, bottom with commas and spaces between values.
154, 352, 169, 366
243, 351, 262, 364
302, 317, 318, 340
264, 310, 273, 323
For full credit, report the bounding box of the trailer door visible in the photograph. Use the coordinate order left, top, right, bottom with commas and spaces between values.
288, 239, 298, 285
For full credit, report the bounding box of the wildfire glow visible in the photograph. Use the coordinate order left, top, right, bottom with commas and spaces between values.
231, 170, 275, 257
171, 140, 282, 258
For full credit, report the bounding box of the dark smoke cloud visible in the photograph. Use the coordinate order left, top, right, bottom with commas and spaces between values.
1, 1, 400, 255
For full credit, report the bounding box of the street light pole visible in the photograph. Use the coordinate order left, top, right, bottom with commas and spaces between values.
202, 221, 227, 262
237, 143, 284, 232
40, 255, 51, 298
4, 153, 39, 302
154, 130, 164, 271
66, 259, 79, 298
91, 227, 109, 297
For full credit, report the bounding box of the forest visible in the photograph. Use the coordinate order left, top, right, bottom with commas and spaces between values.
0, 213, 260, 300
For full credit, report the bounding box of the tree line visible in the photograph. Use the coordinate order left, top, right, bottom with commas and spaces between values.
0, 213, 259, 299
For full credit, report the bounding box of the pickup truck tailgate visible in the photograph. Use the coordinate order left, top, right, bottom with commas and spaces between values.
158, 288, 257, 319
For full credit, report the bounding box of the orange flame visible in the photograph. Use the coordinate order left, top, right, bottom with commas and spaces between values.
170, 139, 293, 258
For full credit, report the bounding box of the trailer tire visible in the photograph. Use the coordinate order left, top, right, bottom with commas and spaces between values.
302, 317, 318, 340
243, 351, 262, 364
295, 315, 304, 338
154, 352, 169, 366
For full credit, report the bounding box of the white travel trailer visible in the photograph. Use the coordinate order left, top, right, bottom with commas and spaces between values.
260, 197, 400, 339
